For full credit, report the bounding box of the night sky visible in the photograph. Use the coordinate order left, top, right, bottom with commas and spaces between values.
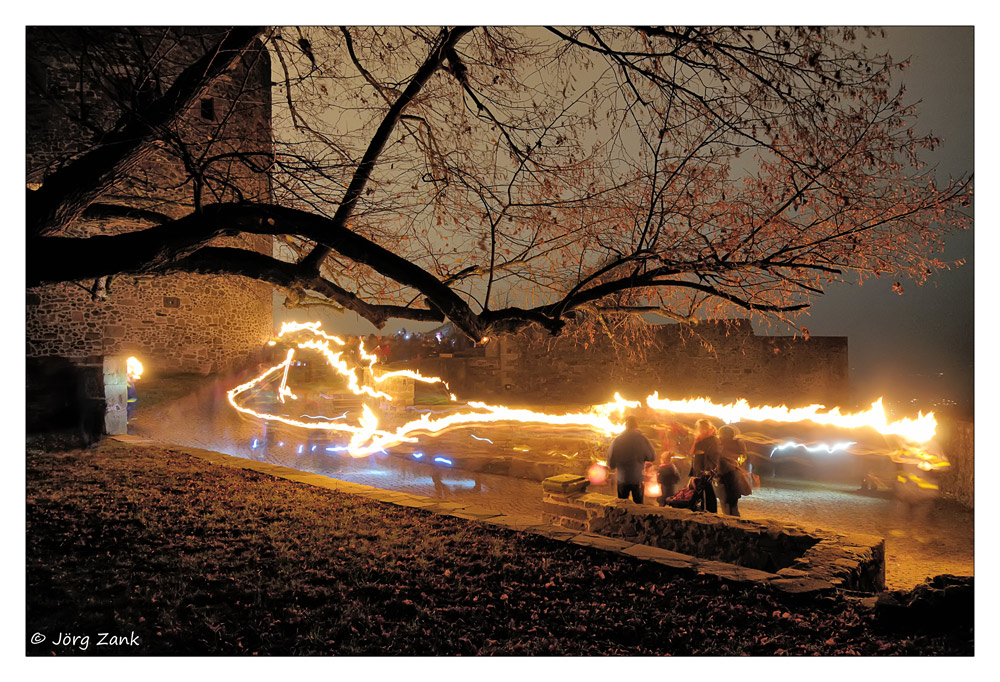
764, 27, 974, 416
277, 26, 976, 418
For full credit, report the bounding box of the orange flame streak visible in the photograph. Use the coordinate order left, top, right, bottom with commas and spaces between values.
275, 320, 456, 399
226, 358, 624, 457
277, 320, 346, 345
358, 339, 378, 370
226, 361, 409, 444
239, 321, 946, 466
644, 393, 937, 445
296, 339, 393, 401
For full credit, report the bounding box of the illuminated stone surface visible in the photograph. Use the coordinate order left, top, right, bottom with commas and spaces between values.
541, 476, 886, 593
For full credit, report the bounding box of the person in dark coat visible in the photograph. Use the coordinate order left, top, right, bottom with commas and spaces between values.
656, 453, 682, 506
690, 418, 720, 513
717, 425, 749, 516
608, 415, 656, 504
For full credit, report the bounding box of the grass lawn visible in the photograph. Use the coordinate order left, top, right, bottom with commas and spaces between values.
26, 437, 972, 656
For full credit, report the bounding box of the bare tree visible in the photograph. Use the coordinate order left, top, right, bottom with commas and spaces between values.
27, 26, 972, 342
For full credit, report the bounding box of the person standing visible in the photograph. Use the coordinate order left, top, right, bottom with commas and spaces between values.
656, 453, 682, 506
690, 418, 721, 513
608, 415, 656, 504
717, 425, 749, 516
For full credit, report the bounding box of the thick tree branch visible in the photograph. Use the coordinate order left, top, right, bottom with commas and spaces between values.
28, 27, 264, 238
298, 26, 473, 272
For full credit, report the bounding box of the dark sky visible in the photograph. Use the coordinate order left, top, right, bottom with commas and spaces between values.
276, 26, 975, 416
753, 26, 974, 415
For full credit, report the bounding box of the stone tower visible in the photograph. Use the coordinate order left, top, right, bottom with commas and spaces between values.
26, 27, 274, 375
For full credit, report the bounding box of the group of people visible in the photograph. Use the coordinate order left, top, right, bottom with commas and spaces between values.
606, 416, 752, 516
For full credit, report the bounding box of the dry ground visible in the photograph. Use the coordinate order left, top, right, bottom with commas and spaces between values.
26, 437, 972, 655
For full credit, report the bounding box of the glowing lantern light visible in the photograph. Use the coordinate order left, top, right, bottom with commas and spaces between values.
126, 356, 143, 381
645, 481, 662, 498
587, 462, 608, 485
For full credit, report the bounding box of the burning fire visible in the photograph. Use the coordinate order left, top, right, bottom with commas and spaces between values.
228, 322, 947, 469
126, 356, 143, 381
645, 393, 936, 444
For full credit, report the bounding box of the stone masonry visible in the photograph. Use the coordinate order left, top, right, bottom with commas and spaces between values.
26, 28, 274, 374
414, 319, 849, 408
541, 474, 886, 593
937, 419, 974, 508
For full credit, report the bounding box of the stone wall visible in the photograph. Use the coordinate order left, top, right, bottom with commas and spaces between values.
541, 474, 886, 593
26, 275, 272, 374
937, 419, 974, 509
26, 28, 273, 373
415, 320, 848, 407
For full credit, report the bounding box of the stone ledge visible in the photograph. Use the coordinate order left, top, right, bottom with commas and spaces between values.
541, 474, 887, 594
569, 533, 635, 552
540, 474, 590, 495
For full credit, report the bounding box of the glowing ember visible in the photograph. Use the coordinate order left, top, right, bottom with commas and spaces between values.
126, 356, 143, 381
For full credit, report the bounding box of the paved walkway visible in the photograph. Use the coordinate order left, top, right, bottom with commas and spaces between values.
132, 383, 973, 590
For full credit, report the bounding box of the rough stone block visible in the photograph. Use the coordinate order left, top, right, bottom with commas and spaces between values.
770, 577, 836, 596
542, 501, 589, 521
622, 544, 694, 563
529, 525, 581, 541
541, 474, 590, 495
569, 533, 634, 552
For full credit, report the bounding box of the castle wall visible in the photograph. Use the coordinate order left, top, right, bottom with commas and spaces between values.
26, 27, 274, 373
414, 320, 849, 407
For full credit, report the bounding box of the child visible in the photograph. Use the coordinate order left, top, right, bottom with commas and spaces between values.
656, 452, 681, 506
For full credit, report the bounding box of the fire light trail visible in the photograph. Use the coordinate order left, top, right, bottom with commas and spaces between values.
229, 321, 947, 467
282, 326, 458, 402
297, 338, 393, 400
277, 349, 294, 403
645, 393, 936, 444
277, 320, 346, 345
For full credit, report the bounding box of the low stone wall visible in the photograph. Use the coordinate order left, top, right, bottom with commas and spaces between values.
541, 474, 885, 593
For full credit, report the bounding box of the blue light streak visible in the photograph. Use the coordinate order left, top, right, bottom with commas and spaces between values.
434, 457, 453, 466
412, 452, 424, 459
298, 411, 349, 421
769, 441, 856, 458
325, 446, 349, 453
